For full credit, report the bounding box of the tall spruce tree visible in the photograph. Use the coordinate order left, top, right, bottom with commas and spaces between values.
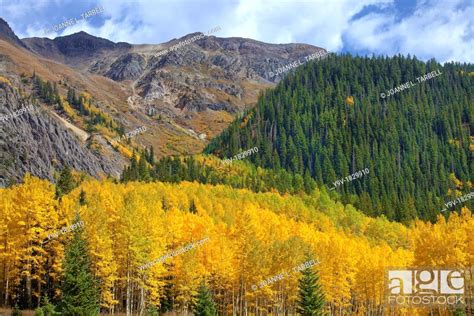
138, 156, 150, 181
56, 166, 76, 198
59, 215, 99, 315
297, 266, 326, 316
194, 282, 217, 316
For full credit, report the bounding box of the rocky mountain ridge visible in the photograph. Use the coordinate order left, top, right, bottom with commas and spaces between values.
0, 18, 29, 50
0, 17, 325, 183
23, 27, 325, 114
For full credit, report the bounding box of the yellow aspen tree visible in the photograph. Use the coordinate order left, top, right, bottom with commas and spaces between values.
10, 174, 59, 307
0, 187, 16, 305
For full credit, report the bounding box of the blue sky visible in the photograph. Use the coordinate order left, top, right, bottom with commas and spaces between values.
1, 0, 472, 63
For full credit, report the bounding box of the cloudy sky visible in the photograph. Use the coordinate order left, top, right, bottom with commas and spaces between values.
1, 0, 472, 63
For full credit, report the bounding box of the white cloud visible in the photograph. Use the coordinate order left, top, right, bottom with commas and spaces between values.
88, 0, 226, 44
345, 0, 474, 62
1, 0, 472, 62
228, 0, 390, 51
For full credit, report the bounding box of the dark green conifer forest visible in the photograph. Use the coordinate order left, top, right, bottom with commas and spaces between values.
205, 54, 473, 221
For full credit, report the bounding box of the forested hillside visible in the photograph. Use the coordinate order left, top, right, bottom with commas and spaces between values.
120, 151, 317, 195
1, 175, 473, 314
205, 54, 474, 221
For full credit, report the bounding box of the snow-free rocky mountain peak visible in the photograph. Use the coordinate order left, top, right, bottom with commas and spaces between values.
0, 18, 325, 184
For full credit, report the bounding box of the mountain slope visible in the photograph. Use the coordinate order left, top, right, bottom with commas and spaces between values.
23, 31, 131, 67
205, 54, 474, 221
24, 29, 325, 121
0, 81, 124, 185
0, 18, 29, 50
0, 17, 328, 183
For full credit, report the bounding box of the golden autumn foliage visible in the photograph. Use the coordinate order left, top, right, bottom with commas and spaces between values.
0, 175, 472, 314
448, 138, 461, 148
240, 111, 254, 128
78, 92, 118, 131
60, 99, 77, 119
345, 96, 354, 106
0, 75, 12, 86
106, 136, 134, 158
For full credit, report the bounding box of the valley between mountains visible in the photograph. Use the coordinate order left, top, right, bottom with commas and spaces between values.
0, 15, 473, 315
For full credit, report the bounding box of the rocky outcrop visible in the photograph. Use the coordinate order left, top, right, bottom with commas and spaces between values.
105, 34, 324, 113
24, 31, 131, 56
23, 29, 325, 115
0, 19, 328, 180
0, 18, 30, 50
0, 82, 125, 186
105, 53, 146, 81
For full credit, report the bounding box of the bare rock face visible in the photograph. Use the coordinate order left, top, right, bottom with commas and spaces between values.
0, 19, 327, 180
0, 18, 30, 50
123, 35, 324, 113
106, 53, 146, 81
23, 28, 325, 115
0, 82, 124, 186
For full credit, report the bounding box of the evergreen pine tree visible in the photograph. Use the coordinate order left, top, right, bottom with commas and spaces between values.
138, 156, 150, 181
59, 215, 99, 315
297, 265, 326, 316
454, 308, 466, 316
149, 146, 155, 164
194, 282, 217, 316
189, 200, 197, 214
41, 295, 58, 316
56, 166, 76, 198
78, 190, 87, 206
35, 295, 58, 316
129, 153, 139, 181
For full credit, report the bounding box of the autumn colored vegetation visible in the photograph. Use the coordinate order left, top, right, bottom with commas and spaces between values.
1, 174, 473, 314
31, 73, 123, 136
